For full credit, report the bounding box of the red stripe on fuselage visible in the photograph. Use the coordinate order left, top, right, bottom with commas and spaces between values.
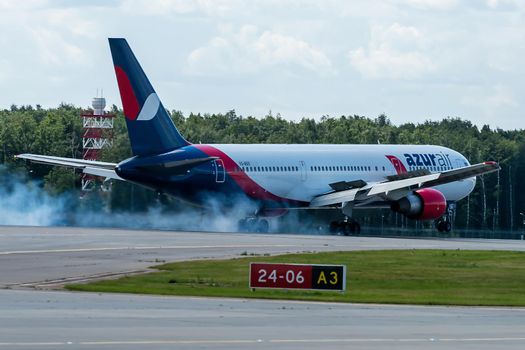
114, 66, 140, 120
194, 144, 301, 205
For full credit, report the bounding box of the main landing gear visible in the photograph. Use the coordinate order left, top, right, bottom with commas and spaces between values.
329, 218, 361, 236
435, 203, 455, 233
238, 217, 269, 233
435, 218, 451, 233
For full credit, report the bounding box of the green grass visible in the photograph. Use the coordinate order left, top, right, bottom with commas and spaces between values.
66, 250, 525, 306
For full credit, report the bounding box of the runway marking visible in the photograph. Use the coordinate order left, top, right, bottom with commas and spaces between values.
0, 244, 295, 255
0, 343, 67, 346
270, 337, 525, 343
80, 340, 260, 345
2, 337, 525, 346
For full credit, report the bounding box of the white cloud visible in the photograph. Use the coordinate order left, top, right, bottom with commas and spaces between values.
485, 0, 520, 10
348, 23, 436, 80
396, 0, 458, 10
30, 28, 86, 66
0, 59, 11, 82
0, 0, 522, 129
486, 85, 519, 108
458, 85, 519, 128
0, 0, 48, 11
119, 0, 242, 16
187, 25, 334, 76
462, 85, 518, 110
43, 8, 100, 38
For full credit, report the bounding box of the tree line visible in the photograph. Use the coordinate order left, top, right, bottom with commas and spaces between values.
1, 104, 524, 230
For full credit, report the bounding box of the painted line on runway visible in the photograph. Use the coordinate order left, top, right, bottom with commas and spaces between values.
0, 244, 296, 255
270, 337, 525, 343
0, 343, 68, 346
2, 337, 525, 346
80, 340, 261, 345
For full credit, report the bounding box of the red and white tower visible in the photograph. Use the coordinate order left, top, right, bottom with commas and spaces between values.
81, 97, 115, 191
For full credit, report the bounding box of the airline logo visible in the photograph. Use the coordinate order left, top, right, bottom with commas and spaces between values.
113, 65, 160, 122
136, 93, 160, 121
385, 155, 407, 174
403, 153, 452, 168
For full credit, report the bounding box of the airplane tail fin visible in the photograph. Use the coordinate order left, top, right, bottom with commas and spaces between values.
108, 38, 188, 156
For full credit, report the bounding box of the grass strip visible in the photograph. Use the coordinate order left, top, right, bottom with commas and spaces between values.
66, 250, 525, 306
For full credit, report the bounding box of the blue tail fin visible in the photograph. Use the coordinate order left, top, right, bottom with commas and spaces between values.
108, 38, 188, 156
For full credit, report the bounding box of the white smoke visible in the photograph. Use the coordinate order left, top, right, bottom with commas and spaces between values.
0, 181, 66, 226
0, 165, 330, 233
73, 194, 260, 232
0, 168, 68, 226
0, 166, 274, 232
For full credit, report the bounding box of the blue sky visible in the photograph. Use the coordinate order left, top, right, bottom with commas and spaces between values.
0, 0, 523, 129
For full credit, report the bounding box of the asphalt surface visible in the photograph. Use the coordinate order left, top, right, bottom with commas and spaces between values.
2, 225, 525, 288
2, 225, 525, 349
2, 289, 525, 350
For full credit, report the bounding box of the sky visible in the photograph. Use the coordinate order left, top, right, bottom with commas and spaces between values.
0, 0, 524, 130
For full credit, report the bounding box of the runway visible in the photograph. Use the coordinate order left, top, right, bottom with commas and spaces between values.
2, 225, 525, 349
2, 289, 525, 350
2, 225, 525, 288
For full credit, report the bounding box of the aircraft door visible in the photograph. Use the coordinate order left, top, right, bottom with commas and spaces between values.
299, 161, 307, 181
214, 159, 225, 183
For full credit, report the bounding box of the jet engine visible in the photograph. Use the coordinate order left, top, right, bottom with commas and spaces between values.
391, 188, 447, 220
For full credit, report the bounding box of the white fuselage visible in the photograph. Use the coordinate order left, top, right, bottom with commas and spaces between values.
211, 144, 476, 203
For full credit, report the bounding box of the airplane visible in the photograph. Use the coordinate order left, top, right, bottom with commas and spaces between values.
17, 38, 500, 234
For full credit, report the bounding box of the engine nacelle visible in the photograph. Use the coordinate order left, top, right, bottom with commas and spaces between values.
391, 188, 447, 221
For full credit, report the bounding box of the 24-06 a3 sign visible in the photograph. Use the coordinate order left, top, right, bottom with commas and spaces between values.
249, 263, 346, 291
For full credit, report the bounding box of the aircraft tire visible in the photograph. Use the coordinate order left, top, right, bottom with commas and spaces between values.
436, 219, 451, 233
257, 219, 269, 233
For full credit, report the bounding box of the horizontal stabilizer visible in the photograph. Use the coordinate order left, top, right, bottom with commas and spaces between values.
16, 154, 116, 169
16, 154, 122, 181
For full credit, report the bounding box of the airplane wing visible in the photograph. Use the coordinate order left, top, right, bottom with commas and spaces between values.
309, 161, 500, 207
16, 154, 123, 180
